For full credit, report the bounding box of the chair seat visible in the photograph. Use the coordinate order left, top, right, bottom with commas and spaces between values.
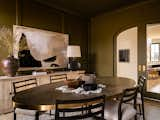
127, 93, 142, 105
15, 108, 36, 120
15, 108, 54, 120
15, 108, 37, 115
104, 100, 136, 120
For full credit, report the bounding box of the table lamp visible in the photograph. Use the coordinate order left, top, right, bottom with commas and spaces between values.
67, 45, 81, 70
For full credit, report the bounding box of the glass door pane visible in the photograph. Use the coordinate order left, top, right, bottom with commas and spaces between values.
147, 24, 160, 97
151, 44, 159, 62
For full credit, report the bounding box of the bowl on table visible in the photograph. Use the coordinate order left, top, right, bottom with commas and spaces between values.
64, 79, 83, 89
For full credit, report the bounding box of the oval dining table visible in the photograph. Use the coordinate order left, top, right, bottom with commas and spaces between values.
12, 76, 136, 120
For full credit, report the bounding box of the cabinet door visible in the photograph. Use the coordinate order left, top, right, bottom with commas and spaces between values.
0, 80, 13, 114
37, 75, 50, 85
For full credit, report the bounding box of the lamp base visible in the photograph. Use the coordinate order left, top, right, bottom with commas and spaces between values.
68, 60, 81, 71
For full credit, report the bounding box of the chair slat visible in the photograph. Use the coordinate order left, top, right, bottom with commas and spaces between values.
50, 74, 67, 83
58, 102, 104, 112
15, 82, 36, 89
58, 110, 103, 120
13, 78, 37, 94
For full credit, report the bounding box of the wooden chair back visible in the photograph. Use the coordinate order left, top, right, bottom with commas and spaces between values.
118, 87, 138, 120
138, 75, 146, 93
55, 95, 105, 120
13, 78, 37, 94
50, 74, 67, 83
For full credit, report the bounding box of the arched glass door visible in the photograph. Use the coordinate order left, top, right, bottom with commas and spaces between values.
146, 24, 160, 98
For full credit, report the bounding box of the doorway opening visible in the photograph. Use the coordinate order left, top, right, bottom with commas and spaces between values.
116, 27, 138, 83
147, 24, 160, 94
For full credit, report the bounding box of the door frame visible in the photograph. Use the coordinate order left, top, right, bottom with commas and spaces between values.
145, 23, 160, 99
113, 25, 138, 76
113, 23, 160, 100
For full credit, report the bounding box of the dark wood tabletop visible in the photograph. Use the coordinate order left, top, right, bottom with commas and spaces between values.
12, 76, 135, 111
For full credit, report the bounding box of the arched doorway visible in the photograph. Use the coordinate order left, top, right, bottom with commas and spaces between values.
116, 27, 138, 83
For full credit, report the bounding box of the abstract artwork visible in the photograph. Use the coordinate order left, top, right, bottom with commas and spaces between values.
13, 25, 69, 68
119, 49, 130, 62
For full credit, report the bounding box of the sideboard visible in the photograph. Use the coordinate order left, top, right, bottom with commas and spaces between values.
0, 70, 85, 114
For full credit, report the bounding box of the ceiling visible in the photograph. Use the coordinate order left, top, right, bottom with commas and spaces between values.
35, 0, 150, 17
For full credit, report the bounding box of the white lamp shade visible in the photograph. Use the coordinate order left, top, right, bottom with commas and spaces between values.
67, 45, 81, 57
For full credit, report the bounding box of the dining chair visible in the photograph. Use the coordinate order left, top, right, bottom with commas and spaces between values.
136, 75, 146, 120
50, 74, 67, 83
12, 78, 38, 120
104, 87, 138, 120
49, 74, 68, 116
55, 95, 105, 120
79, 70, 85, 76
13, 78, 37, 94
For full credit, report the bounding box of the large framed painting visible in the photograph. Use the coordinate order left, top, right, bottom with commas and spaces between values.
13, 25, 69, 69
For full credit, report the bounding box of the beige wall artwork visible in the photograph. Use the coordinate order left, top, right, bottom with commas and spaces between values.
13, 25, 69, 68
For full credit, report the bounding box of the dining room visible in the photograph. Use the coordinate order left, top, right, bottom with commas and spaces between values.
1, 0, 160, 120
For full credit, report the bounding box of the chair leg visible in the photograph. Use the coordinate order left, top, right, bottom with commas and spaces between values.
14, 109, 16, 120
138, 104, 142, 114
134, 106, 137, 120
142, 100, 145, 120
135, 115, 137, 120
82, 106, 84, 115
35, 111, 39, 120
140, 94, 145, 120
88, 105, 92, 113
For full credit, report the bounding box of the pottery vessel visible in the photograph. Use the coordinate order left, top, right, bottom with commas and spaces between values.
1, 55, 19, 77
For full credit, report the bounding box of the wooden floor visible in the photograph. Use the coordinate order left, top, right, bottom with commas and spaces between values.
0, 99, 160, 120
144, 99, 160, 120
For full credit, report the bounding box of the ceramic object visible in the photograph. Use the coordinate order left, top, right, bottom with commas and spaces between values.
64, 79, 81, 88
81, 74, 96, 84
83, 84, 97, 91
1, 55, 19, 77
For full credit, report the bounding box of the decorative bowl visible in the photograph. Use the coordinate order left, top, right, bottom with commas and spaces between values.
64, 79, 80, 89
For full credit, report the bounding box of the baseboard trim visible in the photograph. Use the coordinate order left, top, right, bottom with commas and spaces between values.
144, 97, 160, 102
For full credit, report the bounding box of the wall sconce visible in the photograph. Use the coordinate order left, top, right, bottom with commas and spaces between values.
67, 45, 81, 70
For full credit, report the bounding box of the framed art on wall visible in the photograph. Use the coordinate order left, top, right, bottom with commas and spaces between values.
13, 25, 69, 68
119, 49, 130, 62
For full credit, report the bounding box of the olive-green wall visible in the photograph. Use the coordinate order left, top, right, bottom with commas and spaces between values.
0, 0, 16, 59
3, 0, 160, 76
21, 0, 89, 70
0, 0, 16, 25
0, 0, 89, 75
91, 0, 160, 76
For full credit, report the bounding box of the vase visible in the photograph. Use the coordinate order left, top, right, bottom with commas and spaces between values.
1, 55, 19, 77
